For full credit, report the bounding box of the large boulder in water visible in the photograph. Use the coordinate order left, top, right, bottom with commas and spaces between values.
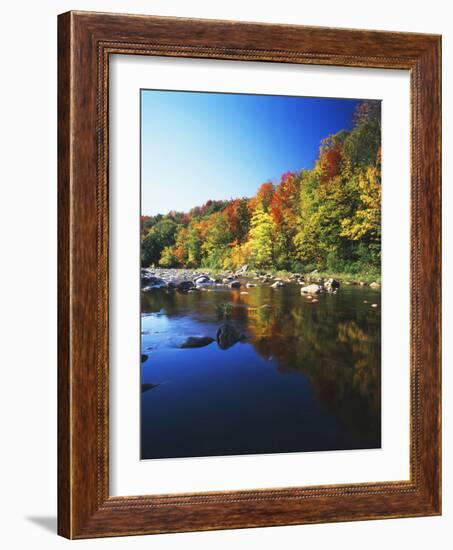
177, 280, 195, 292
216, 324, 245, 350
324, 278, 340, 291
193, 275, 213, 285
301, 284, 323, 295
180, 336, 215, 349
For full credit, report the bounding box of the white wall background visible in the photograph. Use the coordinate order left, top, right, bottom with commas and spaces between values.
0, 1, 450, 548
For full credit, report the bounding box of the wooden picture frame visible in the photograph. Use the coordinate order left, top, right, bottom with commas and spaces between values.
58, 10, 441, 539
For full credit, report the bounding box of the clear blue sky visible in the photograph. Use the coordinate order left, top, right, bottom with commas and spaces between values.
141, 90, 361, 215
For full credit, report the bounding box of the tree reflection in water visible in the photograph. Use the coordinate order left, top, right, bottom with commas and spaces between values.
141, 282, 381, 456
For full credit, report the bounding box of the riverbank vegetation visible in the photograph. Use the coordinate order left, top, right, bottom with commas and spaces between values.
141, 101, 381, 280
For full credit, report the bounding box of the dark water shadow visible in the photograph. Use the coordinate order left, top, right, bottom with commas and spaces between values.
26, 516, 57, 533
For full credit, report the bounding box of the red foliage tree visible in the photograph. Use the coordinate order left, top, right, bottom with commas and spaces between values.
319, 141, 343, 183
270, 172, 298, 226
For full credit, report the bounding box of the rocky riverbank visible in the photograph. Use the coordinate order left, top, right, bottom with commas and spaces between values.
141, 265, 380, 294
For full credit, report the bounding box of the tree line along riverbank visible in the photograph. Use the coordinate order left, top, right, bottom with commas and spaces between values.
141, 266, 381, 293
142, 101, 381, 278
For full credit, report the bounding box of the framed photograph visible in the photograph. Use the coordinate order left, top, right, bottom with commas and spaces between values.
58, 11, 441, 539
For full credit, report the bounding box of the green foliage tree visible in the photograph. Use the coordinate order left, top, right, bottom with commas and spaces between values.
141, 218, 177, 267
159, 246, 178, 267
344, 101, 381, 168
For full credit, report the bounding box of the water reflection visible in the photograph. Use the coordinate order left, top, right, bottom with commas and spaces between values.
141, 283, 381, 459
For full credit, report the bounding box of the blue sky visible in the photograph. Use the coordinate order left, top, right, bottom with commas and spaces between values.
141, 90, 361, 215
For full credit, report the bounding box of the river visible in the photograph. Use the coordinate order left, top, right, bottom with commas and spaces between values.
140, 279, 381, 459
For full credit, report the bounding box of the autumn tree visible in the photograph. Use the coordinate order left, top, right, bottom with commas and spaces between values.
224, 198, 251, 243
200, 211, 233, 268
340, 161, 381, 267
248, 207, 276, 268
141, 100, 381, 276
159, 246, 178, 267
270, 172, 300, 269
248, 182, 274, 212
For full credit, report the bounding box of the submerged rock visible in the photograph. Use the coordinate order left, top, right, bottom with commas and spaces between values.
141, 354, 148, 363
180, 336, 215, 349
216, 324, 245, 350
301, 284, 323, 295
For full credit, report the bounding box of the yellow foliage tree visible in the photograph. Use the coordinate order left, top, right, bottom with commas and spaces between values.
340, 166, 381, 243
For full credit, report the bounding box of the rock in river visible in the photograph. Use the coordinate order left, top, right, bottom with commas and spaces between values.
141, 274, 167, 289
177, 280, 195, 292
216, 324, 245, 350
301, 284, 323, 295
370, 282, 381, 289
324, 278, 340, 291
271, 280, 284, 288
229, 280, 241, 289
180, 336, 215, 349
194, 275, 213, 285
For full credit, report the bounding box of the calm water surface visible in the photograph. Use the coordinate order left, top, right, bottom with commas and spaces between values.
140, 283, 381, 459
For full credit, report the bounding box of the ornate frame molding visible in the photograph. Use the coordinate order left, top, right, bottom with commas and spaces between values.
58, 11, 441, 538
